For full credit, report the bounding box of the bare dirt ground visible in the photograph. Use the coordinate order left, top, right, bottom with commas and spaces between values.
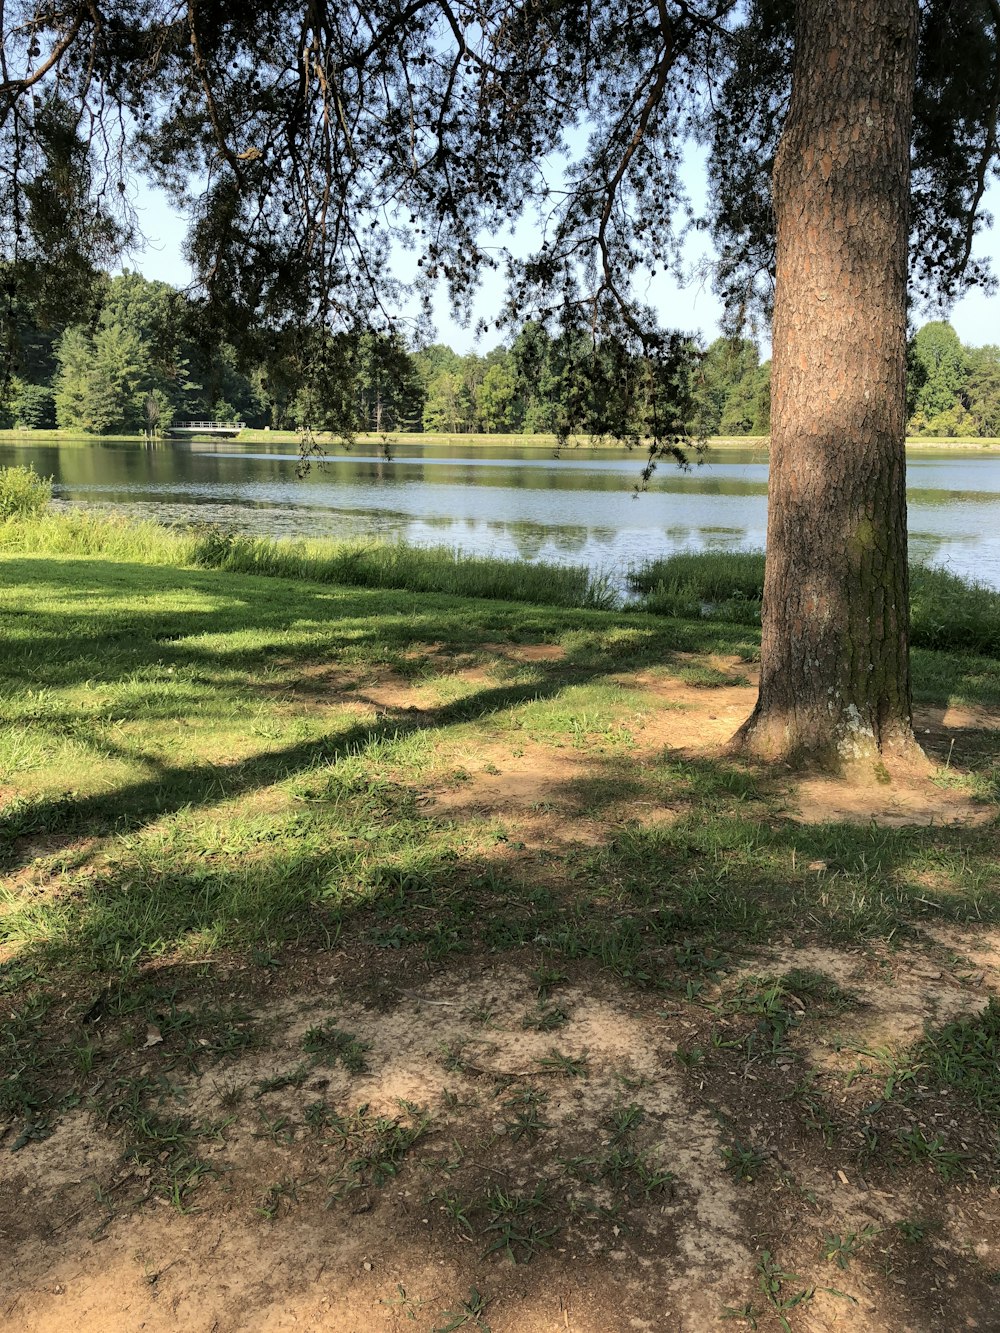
2, 662, 999, 1333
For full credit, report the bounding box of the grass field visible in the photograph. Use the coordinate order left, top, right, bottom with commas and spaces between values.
2, 514, 1000, 1330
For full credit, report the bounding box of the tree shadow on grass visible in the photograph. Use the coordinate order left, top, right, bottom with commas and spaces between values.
0, 678, 589, 870
5, 740, 998, 1004
554, 750, 1000, 937
2, 555, 756, 683
0, 558, 762, 872
4, 554, 999, 957
4, 559, 1000, 1328
2, 820, 997, 1331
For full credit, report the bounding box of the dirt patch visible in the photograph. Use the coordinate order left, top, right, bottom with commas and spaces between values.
919, 924, 1000, 987
752, 942, 991, 1068
1, 966, 753, 1332
3, 941, 999, 1332
481, 642, 567, 664
404, 657, 1000, 832
425, 742, 586, 811
788, 772, 993, 827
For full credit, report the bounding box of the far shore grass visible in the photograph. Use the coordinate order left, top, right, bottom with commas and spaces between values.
3, 426, 1000, 452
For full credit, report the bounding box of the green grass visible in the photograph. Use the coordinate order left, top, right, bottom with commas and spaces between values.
629, 550, 767, 606
0, 520, 999, 1221
914, 998, 1000, 1121
629, 549, 1000, 658
0, 509, 195, 564
0, 543, 997, 986
3, 517, 1000, 1325
0, 464, 52, 519
1, 547, 992, 1004
186, 526, 618, 609
0, 509, 616, 609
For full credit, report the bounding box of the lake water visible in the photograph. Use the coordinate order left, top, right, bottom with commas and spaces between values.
4, 437, 1000, 590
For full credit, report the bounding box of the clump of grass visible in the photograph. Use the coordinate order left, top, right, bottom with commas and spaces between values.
715, 976, 800, 1058
629, 550, 766, 604
536, 1049, 589, 1078
324, 1101, 431, 1197
189, 527, 618, 609
897, 1126, 967, 1179
820, 1224, 881, 1269
909, 564, 1000, 657
106, 1088, 220, 1211
502, 1086, 551, 1141
627, 550, 764, 622
434, 1285, 491, 1330
721, 1140, 768, 1181
777, 967, 860, 1013
0, 508, 190, 563
301, 1022, 370, 1072
256, 1063, 312, 1096
914, 997, 1000, 1120
0, 465, 52, 519
523, 1003, 569, 1032
480, 1183, 558, 1263
257, 1177, 302, 1220
896, 1217, 936, 1244
567, 1103, 675, 1200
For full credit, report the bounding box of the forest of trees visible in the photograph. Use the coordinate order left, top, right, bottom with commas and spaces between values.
3, 268, 995, 442
0, 266, 727, 437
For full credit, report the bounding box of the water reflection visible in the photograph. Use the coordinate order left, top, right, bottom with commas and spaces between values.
3, 438, 1000, 591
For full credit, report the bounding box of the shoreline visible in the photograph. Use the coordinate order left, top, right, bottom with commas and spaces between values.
4, 507, 1000, 642
2, 428, 1000, 453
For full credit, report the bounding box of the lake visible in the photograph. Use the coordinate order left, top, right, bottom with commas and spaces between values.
4, 437, 1000, 591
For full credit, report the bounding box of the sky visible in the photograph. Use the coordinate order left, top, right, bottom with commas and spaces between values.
126, 148, 1000, 355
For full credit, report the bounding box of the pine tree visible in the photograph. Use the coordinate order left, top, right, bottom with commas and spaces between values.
53, 325, 93, 430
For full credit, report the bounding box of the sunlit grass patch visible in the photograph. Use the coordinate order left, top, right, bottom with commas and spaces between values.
0, 509, 193, 564
508, 682, 652, 750
1, 541, 999, 988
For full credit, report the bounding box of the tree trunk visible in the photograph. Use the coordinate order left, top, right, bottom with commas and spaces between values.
734, 0, 921, 767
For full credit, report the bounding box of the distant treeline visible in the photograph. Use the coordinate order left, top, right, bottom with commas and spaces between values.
0, 267, 993, 440
0, 268, 759, 438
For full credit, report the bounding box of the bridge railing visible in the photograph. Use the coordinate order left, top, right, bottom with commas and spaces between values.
173, 420, 247, 431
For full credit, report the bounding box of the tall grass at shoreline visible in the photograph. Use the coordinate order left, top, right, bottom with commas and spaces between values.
187, 526, 617, 608
3, 464, 999, 641
629, 550, 1000, 658
0, 504, 617, 609
0, 508, 191, 564
5, 427, 1000, 451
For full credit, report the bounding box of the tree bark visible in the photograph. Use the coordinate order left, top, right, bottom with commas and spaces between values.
734, 0, 921, 767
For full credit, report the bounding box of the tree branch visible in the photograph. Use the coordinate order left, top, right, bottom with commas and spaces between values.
0, 3, 86, 99
960, 0, 1000, 275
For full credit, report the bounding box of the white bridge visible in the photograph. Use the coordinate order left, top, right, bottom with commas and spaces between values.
168, 420, 246, 437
